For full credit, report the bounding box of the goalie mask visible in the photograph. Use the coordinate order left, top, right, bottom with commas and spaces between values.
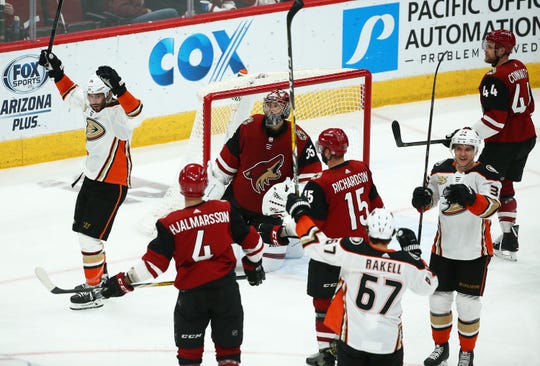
366, 208, 396, 241
263, 89, 290, 127
179, 163, 208, 198
450, 128, 482, 155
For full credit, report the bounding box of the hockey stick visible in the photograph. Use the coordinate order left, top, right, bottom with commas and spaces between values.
417, 50, 448, 242
391, 120, 449, 147
35, 267, 247, 295
47, 0, 64, 53
286, 0, 304, 195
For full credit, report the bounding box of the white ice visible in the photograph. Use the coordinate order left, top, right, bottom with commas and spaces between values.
1, 91, 539, 366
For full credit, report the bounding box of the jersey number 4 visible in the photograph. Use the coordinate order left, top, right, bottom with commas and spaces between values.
482, 81, 532, 114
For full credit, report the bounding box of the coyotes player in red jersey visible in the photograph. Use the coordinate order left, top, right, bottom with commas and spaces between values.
101, 163, 265, 366
301, 128, 384, 366
471, 29, 536, 261
205, 89, 322, 272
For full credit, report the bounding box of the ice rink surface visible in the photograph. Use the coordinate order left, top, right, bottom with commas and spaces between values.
1, 91, 539, 366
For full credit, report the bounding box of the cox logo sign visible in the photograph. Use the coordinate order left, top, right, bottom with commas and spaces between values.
3, 54, 48, 94
149, 20, 251, 85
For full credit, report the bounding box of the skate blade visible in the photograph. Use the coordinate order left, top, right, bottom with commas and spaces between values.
494, 250, 517, 262
69, 299, 104, 310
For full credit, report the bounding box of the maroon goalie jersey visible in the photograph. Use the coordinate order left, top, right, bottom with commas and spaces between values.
216, 114, 322, 214
140, 200, 263, 290
302, 160, 384, 240
479, 59, 536, 143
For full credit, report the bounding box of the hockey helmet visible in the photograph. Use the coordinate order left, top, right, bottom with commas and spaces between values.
179, 163, 208, 198
366, 208, 396, 241
484, 29, 516, 54
450, 128, 482, 155
317, 128, 349, 156
263, 89, 291, 127
87, 74, 110, 96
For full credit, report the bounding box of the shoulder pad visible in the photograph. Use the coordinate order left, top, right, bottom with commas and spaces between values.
431, 159, 454, 174
473, 163, 501, 180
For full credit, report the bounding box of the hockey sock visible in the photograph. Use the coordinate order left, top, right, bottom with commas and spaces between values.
78, 233, 105, 286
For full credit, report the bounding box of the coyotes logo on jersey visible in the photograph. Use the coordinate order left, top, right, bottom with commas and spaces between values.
242, 154, 284, 193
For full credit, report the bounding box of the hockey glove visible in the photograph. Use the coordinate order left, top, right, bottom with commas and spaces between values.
396, 228, 422, 257
101, 272, 134, 298
241, 256, 265, 286
443, 184, 476, 207
257, 223, 289, 246
442, 128, 460, 148
286, 194, 311, 222
38, 50, 64, 82
96, 66, 126, 96
411, 187, 433, 211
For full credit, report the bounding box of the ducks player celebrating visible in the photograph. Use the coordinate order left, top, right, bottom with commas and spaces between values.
411, 128, 501, 366
39, 50, 144, 310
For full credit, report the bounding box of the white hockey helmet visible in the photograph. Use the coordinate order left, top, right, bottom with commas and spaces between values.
87, 74, 110, 96
366, 208, 396, 241
450, 127, 482, 154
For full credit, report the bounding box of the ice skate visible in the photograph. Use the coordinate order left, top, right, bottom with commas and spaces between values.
457, 350, 474, 366
493, 225, 518, 261
69, 274, 108, 310
424, 342, 449, 366
306, 342, 336, 366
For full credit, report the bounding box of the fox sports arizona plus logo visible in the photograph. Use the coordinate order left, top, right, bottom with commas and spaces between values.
342, 3, 399, 73
148, 20, 251, 85
3, 54, 48, 94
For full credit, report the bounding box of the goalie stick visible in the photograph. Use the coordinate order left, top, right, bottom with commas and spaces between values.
35, 267, 247, 294
391, 120, 449, 147
286, 0, 304, 195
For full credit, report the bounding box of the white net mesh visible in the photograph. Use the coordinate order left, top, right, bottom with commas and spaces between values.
189, 68, 369, 165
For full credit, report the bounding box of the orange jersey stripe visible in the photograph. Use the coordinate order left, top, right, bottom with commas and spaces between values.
55, 75, 77, 99
117, 90, 143, 116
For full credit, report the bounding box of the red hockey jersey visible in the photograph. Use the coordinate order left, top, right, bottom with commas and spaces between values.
478, 59, 536, 143
215, 114, 322, 214
139, 200, 263, 290
302, 160, 384, 240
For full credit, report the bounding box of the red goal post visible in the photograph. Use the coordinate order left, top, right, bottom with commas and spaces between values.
189, 68, 373, 167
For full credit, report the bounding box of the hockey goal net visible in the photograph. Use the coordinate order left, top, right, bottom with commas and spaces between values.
189, 68, 372, 167
139, 68, 372, 235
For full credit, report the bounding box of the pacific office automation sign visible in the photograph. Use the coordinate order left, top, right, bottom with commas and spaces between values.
0, 54, 52, 137
343, 0, 540, 76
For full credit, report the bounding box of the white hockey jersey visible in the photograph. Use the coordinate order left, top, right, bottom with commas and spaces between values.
55, 75, 144, 187
426, 159, 501, 260
295, 216, 438, 354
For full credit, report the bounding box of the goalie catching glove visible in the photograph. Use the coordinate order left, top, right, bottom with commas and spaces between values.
262, 177, 295, 217
96, 66, 127, 97
241, 256, 265, 286
396, 228, 422, 257
101, 272, 134, 298
443, 184, 476, 206
38, 50, 64, 82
